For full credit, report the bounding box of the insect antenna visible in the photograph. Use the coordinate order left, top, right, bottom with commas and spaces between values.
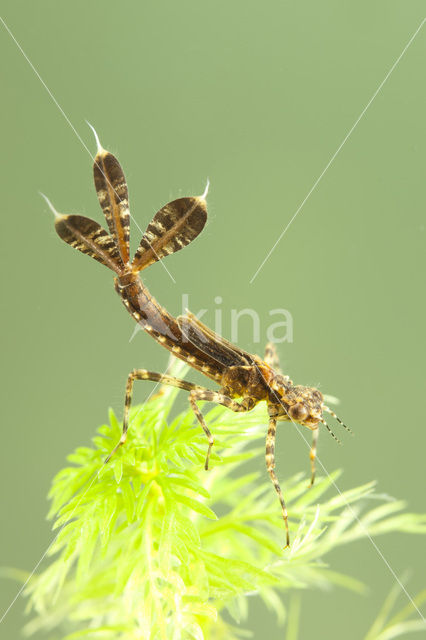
320, 418, 342, 445
323, 406, 353, 435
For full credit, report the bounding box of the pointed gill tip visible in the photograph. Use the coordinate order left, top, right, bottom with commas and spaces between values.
39, 192, 62, 219
86, 120, 104, 154
199, 177, 210, 201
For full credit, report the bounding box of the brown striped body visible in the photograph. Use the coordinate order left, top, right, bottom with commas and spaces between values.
115, 273, 223, 383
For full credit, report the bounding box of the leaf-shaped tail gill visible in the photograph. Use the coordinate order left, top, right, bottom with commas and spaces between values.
131, 196, 207, 272
55, 214, 124, 273
42, 194, 124, 273
93, 145, 130, 265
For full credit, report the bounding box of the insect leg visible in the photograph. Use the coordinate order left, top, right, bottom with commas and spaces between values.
309, 426, 319, 487
265, 417, 290, 548
188, 395, 215, 471
188, 389, 257, 470
105, 370, 203, 462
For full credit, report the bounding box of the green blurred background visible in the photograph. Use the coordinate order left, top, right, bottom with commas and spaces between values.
1, 1, 425, 637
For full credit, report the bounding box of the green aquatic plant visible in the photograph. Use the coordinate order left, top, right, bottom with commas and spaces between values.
22, 361, 426, 639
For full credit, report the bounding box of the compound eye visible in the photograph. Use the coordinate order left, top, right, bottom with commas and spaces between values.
289, 402, 309, 422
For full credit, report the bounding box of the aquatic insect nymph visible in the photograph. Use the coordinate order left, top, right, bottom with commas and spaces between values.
45, 127, 350, 547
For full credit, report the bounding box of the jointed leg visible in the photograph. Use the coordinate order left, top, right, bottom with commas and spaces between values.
264, 342, 282, 373
106, 369, 256, 467
189, 389, 257, 470
149, 355, 178, 399
266, 417, 290, 548
309, 427, 319, 487
105, 369, 203, 462
189, 394, 214, 470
